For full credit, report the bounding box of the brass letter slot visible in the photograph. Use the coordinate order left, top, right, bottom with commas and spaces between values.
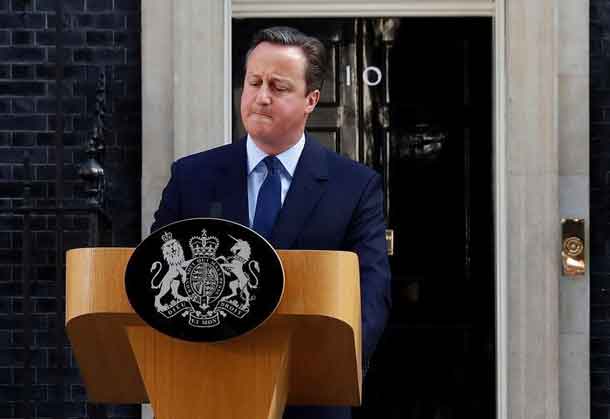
561, 218, 585, 277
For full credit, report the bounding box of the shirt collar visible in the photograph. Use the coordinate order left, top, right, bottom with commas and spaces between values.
246, 133, 306, 178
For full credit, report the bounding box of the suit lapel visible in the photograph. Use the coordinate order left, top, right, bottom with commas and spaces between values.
270, 135, 329, 249
215, 137, 249, 226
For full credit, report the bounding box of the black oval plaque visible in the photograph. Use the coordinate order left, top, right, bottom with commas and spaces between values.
125, 218, 285, 342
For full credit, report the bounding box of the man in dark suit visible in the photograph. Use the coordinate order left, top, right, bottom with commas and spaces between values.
151, 26, 391, 419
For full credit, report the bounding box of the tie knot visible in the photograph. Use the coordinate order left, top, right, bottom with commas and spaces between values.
263, 156, 281, 175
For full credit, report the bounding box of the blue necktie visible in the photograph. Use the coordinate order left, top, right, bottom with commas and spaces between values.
253, 156, 282, 240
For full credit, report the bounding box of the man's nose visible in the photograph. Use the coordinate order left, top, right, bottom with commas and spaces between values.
255, 84, 272, 105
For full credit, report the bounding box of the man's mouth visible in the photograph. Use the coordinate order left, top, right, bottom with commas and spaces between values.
252, 112, 272, 119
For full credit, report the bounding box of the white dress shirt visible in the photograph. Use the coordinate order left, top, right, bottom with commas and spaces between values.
246, 133, 306, 228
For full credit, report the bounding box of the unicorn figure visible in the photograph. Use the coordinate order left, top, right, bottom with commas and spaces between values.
218, 235, 260, 309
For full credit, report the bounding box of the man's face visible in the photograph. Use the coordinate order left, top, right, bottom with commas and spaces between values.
240, 42, 320, 150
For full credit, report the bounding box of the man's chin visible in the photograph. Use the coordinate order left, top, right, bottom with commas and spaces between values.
247, 126, 275, 141
249, 133, 276, 145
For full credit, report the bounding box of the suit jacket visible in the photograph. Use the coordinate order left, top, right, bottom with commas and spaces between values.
151, 134, 392, 419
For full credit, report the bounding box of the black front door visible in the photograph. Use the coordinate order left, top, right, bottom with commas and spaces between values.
232, 17, 495, 419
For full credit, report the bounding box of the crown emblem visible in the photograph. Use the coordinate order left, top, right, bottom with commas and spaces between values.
161, 231, 173, 243
189, 229, 219, 258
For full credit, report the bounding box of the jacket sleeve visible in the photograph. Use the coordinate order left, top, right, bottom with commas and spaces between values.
344, 172, 392, 365
150, 161, 182, 234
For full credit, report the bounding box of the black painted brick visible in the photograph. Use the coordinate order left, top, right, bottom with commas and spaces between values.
12, 368, 34, 387
593, 305, 609, 322
0, 47, 44, 62
85, 64, 102, 80
47, 114, 73, 132
0, 97, 9, 112
595, 388, 610, 403
47, 179, 77, 199
30, 280, 54, 298
113, 31, 138, 47
107, 405, 140, 416
72, 80, 94, 96
35, 164, 77, 180
47, 82, 73, 98
0, 0, 6, 11
115, 0, 138, 11
11, 64, 34, 80
0, 148, 46, 164
36, 132, 80, 146
125, 45, 138, 65
12, 97, 35, 113
0, 214, 22, 230
46, 46, 73, 64
37, 97, 84, 114
125, 13, 139, 31
110, 80, 125, 96
86, 30, 113, 46
0, 3, 142, 418
0, 368, 8, 385
0, 385, 20, 400
36, 329, 68, 347
593, 90, 610, 107
0, 330, 9, 347
0, 115, 46, 131
0, 294, 8, 311
46, 148, 74, 164
593, 372, 610, 388
11, 30, 32, 45
35, 64, 86, 80
0, 81, 45, 96
76, 13, 125, 29
73, 47, 124, 64
12, 132, 35, 146
0, 13, 44, 29
45, 13, 75, 30
72, 115, 91, 130
36, 0, 84, 12
36, 30, 84, 46
39, 401, 86, 417
592, 406, 610, 418
70, 383, 85, 401
85, 0, 112, 11
11, 0, 34, 12
0, 181, 46, 198
35, 297, 57, 313
0, 347, 47, 368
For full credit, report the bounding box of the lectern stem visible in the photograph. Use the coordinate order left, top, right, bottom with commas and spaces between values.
126, 323, 292, 419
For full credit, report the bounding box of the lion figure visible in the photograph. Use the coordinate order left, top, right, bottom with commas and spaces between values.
150, 238, 189, 311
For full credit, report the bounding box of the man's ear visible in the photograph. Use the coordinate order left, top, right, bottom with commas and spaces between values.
304, 89, 321, 114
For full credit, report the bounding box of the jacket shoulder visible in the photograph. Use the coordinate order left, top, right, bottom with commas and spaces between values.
173, 141, 239, 172
324, 147, 380, 184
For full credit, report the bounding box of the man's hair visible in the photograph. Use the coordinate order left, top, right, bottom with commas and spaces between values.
246, 26, 327, 94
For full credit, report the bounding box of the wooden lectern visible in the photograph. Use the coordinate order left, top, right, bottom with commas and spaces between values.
66, 248, 362, 419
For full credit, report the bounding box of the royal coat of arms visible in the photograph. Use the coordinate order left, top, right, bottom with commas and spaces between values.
125, 218, 284, 342
150, 229, 262, 328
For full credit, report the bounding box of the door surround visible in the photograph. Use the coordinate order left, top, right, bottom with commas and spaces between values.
141, 1, 563, 418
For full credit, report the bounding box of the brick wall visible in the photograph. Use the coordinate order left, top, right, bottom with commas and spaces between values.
0, 0, 141, 418
591, 1, 610, 418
